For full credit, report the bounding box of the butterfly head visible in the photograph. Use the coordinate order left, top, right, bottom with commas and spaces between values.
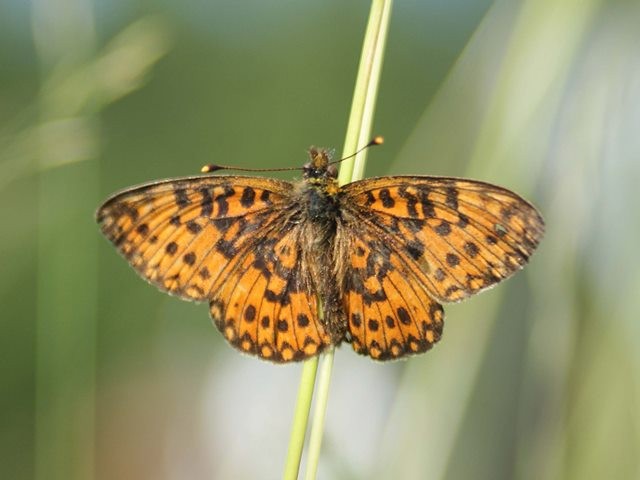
303, 147, 338, 185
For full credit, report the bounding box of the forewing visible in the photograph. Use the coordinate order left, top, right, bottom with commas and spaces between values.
96, 175, 292, 302
342, 176, 545, 303
340, 229, 444, 360
209, 220, 332, 362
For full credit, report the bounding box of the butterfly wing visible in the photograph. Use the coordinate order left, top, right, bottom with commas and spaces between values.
338, 228, 445, 360
97, 175, 331, 362
342, 176, 545, 303
339, 176, 544, 360
97, 175, 292, 301
209, 219, 331, 362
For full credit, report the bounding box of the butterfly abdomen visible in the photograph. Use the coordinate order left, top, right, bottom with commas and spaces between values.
289, 183, 348, 342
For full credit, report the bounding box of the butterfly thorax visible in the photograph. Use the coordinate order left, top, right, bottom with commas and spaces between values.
301, 147, 341, 222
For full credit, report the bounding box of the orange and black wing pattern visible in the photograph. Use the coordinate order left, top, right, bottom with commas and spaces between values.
96, 175, 331, 362
97, 175, 292, 301
97, 167, 544, 363
340, 176, 544, 360
340, 230, 445, 361
208, 219, 332, 362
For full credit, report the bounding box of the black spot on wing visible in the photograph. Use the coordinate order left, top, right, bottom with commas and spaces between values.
186, 220, 202, 234
166, 242, 178, 255
446, 253, 460, 267
214, 186, 235, 217
435, 220, 451, 236
419, 188, 436, 218
240, 187, 256, 208
445, 187, 459, 210
174, 188, 190, 207
464, 241, 479, 258
379, 188, 395, 208
199, 188, 213, 216
259, 189, 272, 205
397, 307, 411, 326
405, 240, 425, 261
297, 313, 309, 327
183, 252, 196, 265
215, 239, 237, 259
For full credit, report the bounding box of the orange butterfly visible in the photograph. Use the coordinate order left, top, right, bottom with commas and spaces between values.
96, 146, 544, 362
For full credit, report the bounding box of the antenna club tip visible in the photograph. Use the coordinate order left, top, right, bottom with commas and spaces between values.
201, 164, 221, 173
372, 136, 384, 145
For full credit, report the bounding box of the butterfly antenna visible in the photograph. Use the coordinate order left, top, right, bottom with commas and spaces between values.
200, 136, 383, 173
328, 136, 384, 166
201, 164, 301, 174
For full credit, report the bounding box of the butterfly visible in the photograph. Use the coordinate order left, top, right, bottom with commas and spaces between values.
96, 145, 544, 362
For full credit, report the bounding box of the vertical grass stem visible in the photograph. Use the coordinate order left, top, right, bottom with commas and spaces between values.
283, 1, 393, 479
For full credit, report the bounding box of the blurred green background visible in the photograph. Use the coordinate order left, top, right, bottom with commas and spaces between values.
2, 0, 639, 479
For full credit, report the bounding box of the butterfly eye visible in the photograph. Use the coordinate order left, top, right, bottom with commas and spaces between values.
303, 162, 325, 180
302, 162, 314, 179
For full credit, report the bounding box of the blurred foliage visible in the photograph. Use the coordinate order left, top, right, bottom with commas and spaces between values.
1, 1, 639, 479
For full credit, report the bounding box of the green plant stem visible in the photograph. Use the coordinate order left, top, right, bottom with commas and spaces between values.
285, 1, 393, 480
283, 356, 319, 479
303, 348, 335, 480
339, 0, 393, 186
